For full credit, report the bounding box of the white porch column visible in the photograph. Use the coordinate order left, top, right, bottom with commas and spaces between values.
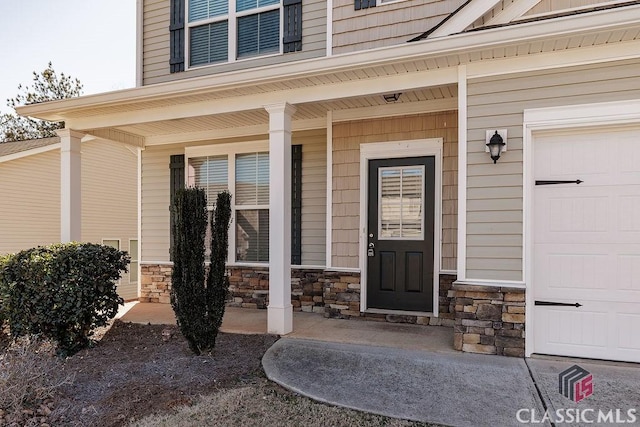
56, 129, 84, 243
265, 102, 297, 335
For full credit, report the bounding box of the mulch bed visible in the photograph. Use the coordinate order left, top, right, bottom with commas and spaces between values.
46, 321, 278, 426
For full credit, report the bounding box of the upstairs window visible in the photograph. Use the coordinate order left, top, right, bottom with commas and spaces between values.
188, 0, 281, 67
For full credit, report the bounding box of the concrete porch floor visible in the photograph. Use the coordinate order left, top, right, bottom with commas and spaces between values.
117, 302, 455, 354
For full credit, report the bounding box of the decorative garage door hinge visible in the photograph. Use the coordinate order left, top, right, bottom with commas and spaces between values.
535, 300, 583, 307
535, 179, 583, 185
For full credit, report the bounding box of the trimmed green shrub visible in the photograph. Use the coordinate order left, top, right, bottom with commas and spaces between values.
1, 243, 128, 356
171, 188, 232, 355
171, 187, 208, 354
207, 191, 232, 344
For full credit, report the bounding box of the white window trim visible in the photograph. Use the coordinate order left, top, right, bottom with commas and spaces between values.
376, 0, 409, 6
129, 239, 139, 285
186, 0, 283, 69
359, 139, 443, 316
102, 239, 122, 285
186, 140, 271, 265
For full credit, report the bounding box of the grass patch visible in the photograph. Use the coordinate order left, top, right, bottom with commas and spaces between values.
130, 379, 439, 427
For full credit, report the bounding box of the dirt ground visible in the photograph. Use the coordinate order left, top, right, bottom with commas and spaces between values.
1, 321, 435, 427
47, 321, 278, 426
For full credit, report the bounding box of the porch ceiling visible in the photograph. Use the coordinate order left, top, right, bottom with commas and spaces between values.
111, 86, 458, 140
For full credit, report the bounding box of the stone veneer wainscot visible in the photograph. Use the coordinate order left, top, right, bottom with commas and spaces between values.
452, 283, 526, 357
141, 264, 456, 326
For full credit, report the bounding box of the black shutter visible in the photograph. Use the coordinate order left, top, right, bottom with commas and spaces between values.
169, 155, 185, 260
170, 0, 185, 73
291, 145, 302, 265
354, 0, 376, 10
283, 0, 302, 53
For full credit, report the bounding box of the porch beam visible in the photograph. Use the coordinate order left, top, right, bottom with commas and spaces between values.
57, 129, 84, 242
265, 102, 297, 335
64, 68, 456, 130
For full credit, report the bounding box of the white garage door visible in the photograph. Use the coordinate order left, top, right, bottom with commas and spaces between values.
533, 126, 640, 363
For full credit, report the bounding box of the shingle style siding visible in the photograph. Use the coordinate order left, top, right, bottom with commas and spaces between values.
142, 0, 326, 85
331, 111, 458, 270
332, 0, 467, 54
465, 58, 640, 281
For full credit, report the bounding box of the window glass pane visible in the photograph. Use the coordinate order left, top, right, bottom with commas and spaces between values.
235, 152, 269, 205
400, 168, 423, 238
189, 0, 228, 21
189, 155, 228, 206
380, 169, 401, 238
237, 0, 279, 12
190, 22, 228, 66
103, 239, 120, 250
237, 10, 279, 58
379, 167, 424, 239
236, 209, 269, 262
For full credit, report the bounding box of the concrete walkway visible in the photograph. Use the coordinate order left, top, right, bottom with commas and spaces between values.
119, 302, 454, 353
119, 303, 640, 426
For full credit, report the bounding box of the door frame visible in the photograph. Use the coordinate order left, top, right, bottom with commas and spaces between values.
359, 139, 443, 315
523, 99, 640, 358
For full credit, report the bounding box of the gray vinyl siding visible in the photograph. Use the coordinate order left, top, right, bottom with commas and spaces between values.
0, 142, 138, 300
142, 0, 326, 85
81, 140, 139, 300
466, 58, 640, 281
0, 150, 61, 255
300, 129, 327, 266
141, 130, 326, 265
332, 0, 467, 54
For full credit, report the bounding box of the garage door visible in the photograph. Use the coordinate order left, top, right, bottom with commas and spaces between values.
533, 126, 640, 363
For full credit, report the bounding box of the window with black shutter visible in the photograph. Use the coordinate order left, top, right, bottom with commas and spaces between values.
170, 0, 303, 70
170, 0, 186, 72
169, 155, 185, 259
291, 144, 302, 264
354, 0, 376, 10
283, 0, 302, 53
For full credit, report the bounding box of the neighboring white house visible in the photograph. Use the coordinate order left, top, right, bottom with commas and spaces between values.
16, 0, 640, 363
0, 136, 139, 300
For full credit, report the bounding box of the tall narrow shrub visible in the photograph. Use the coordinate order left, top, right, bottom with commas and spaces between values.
171, 187, 208, 354
170, 188, 232, 354
206, 191, 232, 345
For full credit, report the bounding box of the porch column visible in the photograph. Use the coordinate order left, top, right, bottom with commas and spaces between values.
56, 129, 84, 242
265, 102, 297, 335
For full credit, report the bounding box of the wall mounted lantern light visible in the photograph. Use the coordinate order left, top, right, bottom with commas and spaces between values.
485, 129, 507, 164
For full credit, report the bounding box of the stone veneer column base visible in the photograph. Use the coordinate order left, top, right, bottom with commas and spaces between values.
453, 283, 526, 357
140, 264, 457, 327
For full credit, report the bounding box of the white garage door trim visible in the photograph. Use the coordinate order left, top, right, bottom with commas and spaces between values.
523, 99, 640, 360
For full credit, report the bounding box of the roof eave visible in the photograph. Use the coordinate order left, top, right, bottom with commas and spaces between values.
17, 3, 640, 122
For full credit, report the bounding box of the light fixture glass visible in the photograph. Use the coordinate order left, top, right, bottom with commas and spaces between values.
486, 131, 505, 164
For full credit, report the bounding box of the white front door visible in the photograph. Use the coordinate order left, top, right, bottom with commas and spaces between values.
533, 126, 640, 363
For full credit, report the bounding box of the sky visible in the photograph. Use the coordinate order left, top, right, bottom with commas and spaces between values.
0, 0, 136, 114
